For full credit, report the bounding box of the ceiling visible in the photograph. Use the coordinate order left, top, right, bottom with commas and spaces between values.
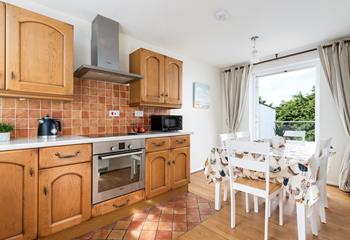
31, 0, 350, 67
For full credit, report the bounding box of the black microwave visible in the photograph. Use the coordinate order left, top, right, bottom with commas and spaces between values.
151, 115, 183, 132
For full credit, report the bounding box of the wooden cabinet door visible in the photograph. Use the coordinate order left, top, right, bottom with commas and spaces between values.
0, 2, 4, 89
5, 4, 73, 96
146, 150, 170, 198
38, 162, 91, 237
140, 49, 165, 104
170, 147, 190, 189
0, 149, 37, 240
164, 57, 182, 105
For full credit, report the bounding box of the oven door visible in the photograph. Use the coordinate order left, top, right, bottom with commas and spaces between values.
93, 149, 145, 204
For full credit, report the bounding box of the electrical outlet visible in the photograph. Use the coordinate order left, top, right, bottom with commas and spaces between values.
108, 110, 120, 117
134, 111, 144, 117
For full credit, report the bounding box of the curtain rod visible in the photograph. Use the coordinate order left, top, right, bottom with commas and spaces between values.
224, 39, 350, 73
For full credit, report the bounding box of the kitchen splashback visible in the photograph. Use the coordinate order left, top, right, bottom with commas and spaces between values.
0, 79, 169, 138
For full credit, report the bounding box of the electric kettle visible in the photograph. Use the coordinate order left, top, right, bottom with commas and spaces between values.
37, 115, 61, 138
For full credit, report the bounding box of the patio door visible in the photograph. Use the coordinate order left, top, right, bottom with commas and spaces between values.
251, 62, 319, 142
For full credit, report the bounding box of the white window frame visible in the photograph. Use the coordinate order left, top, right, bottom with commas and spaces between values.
249, 58, 321, 141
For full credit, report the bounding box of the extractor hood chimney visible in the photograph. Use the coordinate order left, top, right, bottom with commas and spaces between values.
74, 15, 142, 83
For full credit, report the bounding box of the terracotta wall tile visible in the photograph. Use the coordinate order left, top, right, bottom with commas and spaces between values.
0, 79, 170, 138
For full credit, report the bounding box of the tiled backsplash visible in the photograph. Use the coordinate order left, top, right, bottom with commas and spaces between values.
0, 79, 169, 138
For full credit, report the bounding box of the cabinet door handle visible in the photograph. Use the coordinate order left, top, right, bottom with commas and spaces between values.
165, 93, 169, 97
55, 151, 80, 159
167, 161, 171, 166
11, 72, 15, 80
29, 168, 34, 176
43, 187, 49, 196
172, 160, 175, 164
152, 142, 165, 147
176, 140, 185, 144
160, 93, 164, 97
113, 199, 130, 208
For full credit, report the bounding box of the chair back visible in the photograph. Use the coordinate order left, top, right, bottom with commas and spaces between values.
284, 130, 306, 143
220, 131, 250, 147
227, 141, 271, 198
314, 138, 332, 182
219, 133, 235, 147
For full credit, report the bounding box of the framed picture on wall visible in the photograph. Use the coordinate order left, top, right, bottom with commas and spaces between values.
193, 82, 210, 109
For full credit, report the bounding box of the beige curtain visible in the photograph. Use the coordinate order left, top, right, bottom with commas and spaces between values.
318, 40, 350, 192
222, 65, 251, 133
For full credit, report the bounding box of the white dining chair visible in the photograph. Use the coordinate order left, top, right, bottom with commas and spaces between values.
284, 130, 306, 143
215, 132, 251, 211
314, 138, 332, 223
227, 141, 283, 240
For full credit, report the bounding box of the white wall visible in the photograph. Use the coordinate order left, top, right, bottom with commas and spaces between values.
4, 0, 222, 173
241, 51, 347, 185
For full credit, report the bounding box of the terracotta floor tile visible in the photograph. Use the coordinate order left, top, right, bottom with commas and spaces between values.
198, 203, 210, 209
162, 207, 174, 214
120, 215, 133, 221
139, 230, 156, 240
186, 208, 199, 215
186, 202, 198, 208
172, 231, 185, 239
147, 213, 161, 222
160, 214, 173, 222
200, 214, 210, 222
173, 214, 186, 223
174, 202, 186, 208
143, 221, 158, 231
78, 231, 95, 240
114, 221, 130, 230
156, 230, 172, 240
187, 214, 200, 223
187, 222, 200, 231
173, 208, 186, 214
173, 222, 187, 232
197, 197, 210, 203
91, 229, 111, 239
158, 222, 172, 231
128, 221, 145, 231
149, 207, 162, 215
133, 212, 148, 221
107, 230, 125, 240
123, 230, 140, 240
199, 208, 213, 215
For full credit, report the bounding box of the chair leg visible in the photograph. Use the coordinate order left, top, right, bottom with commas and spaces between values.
230, 188, 236, 228
319, 202, 326, 223
254, 196, 259, 213
296, 203, 306, 240
279, 191, 284, 226
223, 181, 228, 202
322, 185, 328, 208
268, 199, 271, 218
215, 182, 222, 210
264, 197, 269, 240
310, 203, 319, 236
245, 193, 250, 213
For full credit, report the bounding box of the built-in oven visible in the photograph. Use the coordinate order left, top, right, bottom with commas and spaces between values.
92, 139, 145, 204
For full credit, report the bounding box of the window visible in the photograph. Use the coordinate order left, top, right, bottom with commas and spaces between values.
252, 64, 318, 142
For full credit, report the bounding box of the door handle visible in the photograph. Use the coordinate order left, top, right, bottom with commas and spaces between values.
55, 151, 80, 159
167, 161, 171, 166
29, 168, 34, 176
172, 160, 175, 164
113, 199, 130, 208
11, 72, 15, 80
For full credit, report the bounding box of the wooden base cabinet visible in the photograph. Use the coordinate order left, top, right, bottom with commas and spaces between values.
0, 149, 38, 240
38, 162, 91, 237
145, 136, 190, 199
170, 147, 190, 189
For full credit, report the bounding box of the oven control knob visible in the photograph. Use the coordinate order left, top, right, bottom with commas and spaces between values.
128, 144, 133, 149
111, 146, 118, 151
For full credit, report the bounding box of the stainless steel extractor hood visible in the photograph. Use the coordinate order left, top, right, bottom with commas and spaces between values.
74, 15, 142, 83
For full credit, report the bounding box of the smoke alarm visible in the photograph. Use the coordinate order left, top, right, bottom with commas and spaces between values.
214, 9, 231, 21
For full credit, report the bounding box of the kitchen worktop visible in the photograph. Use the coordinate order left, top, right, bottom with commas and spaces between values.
0, 131, 193, 151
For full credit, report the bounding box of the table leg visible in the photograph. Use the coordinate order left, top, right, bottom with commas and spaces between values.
215, 182, 222, 210
296, 202, 306, 240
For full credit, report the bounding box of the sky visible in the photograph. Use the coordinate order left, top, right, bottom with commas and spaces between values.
258, 67, 316, 107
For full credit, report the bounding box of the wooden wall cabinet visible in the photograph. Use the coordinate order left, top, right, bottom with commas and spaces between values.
129, 48, 183, 108
0, 2, 4, 90
0, 149, 38, 240
0, 2, 74, 100
145, 135, 190, 198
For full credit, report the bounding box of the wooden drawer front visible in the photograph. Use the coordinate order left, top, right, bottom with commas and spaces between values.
171, 135, 190, 148
92, 190, 145, 217
146, 137, 170, 152
39, 144, 91, 169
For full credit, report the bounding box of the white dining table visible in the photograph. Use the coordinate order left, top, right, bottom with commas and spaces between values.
211, 141, 321, 240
